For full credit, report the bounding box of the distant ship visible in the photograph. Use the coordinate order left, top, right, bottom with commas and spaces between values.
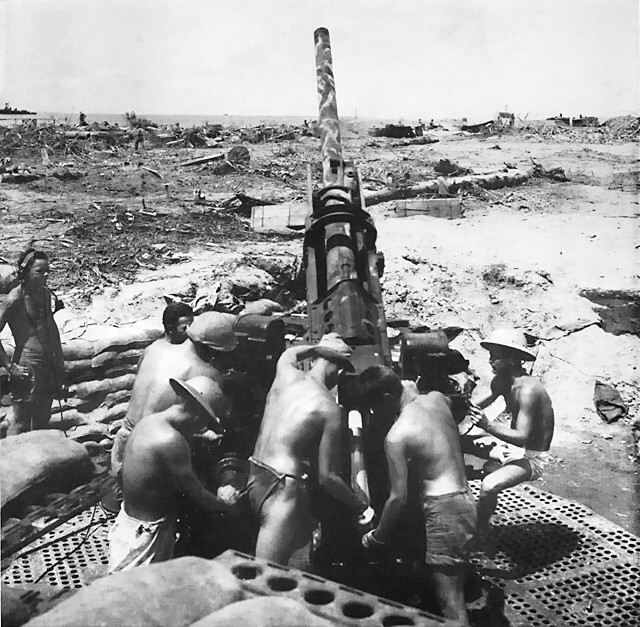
0, 103, 37, 115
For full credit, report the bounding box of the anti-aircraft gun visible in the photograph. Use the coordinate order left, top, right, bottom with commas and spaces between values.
204, 26, 471, 599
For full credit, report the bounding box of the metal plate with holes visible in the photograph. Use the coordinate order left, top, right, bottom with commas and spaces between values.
2, 506, 112, 588
1, 481, 638, 626
466, 480, 640, 627
214, 549, 444, 626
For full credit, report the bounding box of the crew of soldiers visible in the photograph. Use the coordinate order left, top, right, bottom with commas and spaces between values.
0, 246, 555, 625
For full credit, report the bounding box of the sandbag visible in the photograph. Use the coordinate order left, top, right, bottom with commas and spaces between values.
51, 390, 131, 414
62, 339, 97, 361
51, 394, 103, 414
0, 264, 19, 294
63, 358, 94, 376
48, 409, 92, 427
71, 374, 136, 399
103, 389, 131, 408
94, 327, 163, 357
1, 584, 31, 627
103, 364, 137, 379
25, 557, 244, 627
65, 423, 111, 443
51, 390, 130, 416
191, 597, 333, 627
0, 430, 93, 509
66, 363, 137, 386
91, 348, 142, 369
92, 402, 129, 424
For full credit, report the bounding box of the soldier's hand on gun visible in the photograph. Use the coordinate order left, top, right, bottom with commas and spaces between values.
217, 484, 241, 508
361, 529, 385, 549
195, 428, 223, 443
8, 363, 29, 379
468, 404, 489, 430
357, 505, 375, 528
57, 383, 70, 401
401, 379, 419, 394
354, 485, 373, 527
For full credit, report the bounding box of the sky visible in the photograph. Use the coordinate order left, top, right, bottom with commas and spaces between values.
1, 0, 638, 121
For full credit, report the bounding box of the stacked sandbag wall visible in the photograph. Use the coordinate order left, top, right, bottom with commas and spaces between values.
0, 324, 163, 448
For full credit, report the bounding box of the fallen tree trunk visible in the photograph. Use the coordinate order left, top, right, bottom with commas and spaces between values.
180, 153, 225, 168
250, 169, 532, 231
0, 173, 41, 184
363, 168, 531, 206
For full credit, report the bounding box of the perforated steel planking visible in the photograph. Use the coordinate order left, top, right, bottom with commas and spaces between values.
213, 549, 444, 626
2, 481, 638, 626
2, 506, 112, 589
466, 480, 640, 627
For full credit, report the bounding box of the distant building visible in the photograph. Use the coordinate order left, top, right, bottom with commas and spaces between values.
497, 112, 515, 128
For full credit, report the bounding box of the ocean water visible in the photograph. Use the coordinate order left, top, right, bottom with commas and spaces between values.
1, 112, 319, 128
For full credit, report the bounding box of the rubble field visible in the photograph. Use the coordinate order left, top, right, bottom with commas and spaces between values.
1, 115, 639, 534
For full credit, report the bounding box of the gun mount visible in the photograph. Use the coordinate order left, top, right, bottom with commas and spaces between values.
305, 28, 389, 372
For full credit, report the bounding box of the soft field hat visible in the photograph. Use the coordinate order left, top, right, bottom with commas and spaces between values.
314, 332, 355, 372
186, 312, 237, 352
480, 328, 536, 361
169, 376, 223, 431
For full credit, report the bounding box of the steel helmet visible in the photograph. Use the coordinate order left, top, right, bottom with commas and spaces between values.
169, 375, 228, 431
186, 312, 238, 352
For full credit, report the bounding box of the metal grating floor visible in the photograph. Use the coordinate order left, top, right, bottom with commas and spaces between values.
2, 506, 113, 589
2, 483, 639, 626
466, 480, 640, 627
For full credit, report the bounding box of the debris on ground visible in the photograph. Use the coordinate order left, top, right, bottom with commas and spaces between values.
434, 158, 470, 176
530, 159, 568, 182
369, 124, 418, 139
594, 380, 628, 423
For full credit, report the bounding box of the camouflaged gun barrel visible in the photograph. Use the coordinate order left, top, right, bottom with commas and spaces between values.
314, 27, 343, 188
312, 27, 358, 292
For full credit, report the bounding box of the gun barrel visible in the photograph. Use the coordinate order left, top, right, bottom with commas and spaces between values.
314, 27, 343, 187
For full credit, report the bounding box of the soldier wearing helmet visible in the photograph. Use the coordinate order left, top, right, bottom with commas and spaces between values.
468, 328, 555, 536
110, 311, 237, 479
247, 333, 373, 566
108, 375, 239, 572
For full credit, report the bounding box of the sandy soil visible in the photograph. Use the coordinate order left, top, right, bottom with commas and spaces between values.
1, 121, 638, 533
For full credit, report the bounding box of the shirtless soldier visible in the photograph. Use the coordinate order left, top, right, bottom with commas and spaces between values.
0, 248, 66, 435
247, 333, 374, 566
108, 375, 238, 572
110, 311, 236, 477
469, 328, 554, 534
359, 366, 476, 627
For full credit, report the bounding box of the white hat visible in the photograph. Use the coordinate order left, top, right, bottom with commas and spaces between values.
480, 328, 536, 361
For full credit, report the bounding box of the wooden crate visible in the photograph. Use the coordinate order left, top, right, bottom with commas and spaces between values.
394, 197, 462, 219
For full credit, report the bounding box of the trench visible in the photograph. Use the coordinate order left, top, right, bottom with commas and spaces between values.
580, 289, 640, 336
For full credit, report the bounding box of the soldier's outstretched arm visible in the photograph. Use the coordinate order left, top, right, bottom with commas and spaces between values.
164, 435, 230, 511
274, 344, 332, 383
368, 435, 408, 544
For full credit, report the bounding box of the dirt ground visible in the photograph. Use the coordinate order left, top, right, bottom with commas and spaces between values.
1, 118, 639, 534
